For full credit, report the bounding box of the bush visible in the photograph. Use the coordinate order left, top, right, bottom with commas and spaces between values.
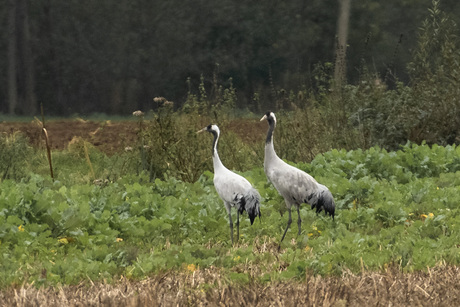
0, 132, 33, 180
406, 1, 460, 146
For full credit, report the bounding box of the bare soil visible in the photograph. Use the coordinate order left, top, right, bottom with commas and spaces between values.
0, 119, 266, 155
1, 266, 459, 306
0, 119, 140, 155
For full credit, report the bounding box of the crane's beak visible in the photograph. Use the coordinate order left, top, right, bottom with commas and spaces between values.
196, 127, 206, 134
260, 114, 267, 122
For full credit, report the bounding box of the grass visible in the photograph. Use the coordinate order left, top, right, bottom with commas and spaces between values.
0, 107, 459, 305
0, 140, 459, 289
1, 265, 459, 306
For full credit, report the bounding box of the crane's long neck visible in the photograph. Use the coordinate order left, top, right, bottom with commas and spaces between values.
211, 130, 225, 171
265, 118, 278, 161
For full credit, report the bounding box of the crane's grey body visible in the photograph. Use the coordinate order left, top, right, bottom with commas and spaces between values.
199, 124, 261, 244
261, 112, 335, 245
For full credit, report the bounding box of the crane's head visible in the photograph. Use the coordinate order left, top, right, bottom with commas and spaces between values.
197, 124, 220, 135
198, 124, 221, 156
260, 111, 276, 126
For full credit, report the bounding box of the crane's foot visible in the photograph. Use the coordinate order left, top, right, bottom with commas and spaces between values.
277, 243, 282, 252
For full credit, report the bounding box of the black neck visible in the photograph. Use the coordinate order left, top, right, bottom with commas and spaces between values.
265, 118, 275, 144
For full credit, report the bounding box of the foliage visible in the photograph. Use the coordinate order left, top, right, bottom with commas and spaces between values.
288, 1, 460, 153
4, 0, 460, 115
183, 74, 239, 122
282, 1, 460, 154
136, 94, 260, 183
343, 80, 416, 150
1, 142, 460, 288
0, 132, 33, 180
407, 0, 460, 145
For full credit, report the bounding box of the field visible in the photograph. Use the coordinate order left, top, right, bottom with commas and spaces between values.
0, 118, 265, 154
2, 267, 460, 306
1, 118, 460, 306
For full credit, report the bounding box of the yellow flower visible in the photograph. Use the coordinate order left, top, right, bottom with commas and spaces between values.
421, 213, 434, 221
116, 238, 123, 242
187, 264, 196, 272
436, 187, 440, 190
233, 256, 241, 261
18, 225, 25, 232
304, 246, 311, 252
307, 233, 314, 237
58, 238, 69, 244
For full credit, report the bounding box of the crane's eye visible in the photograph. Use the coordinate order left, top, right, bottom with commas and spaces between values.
207, 124, 212, 130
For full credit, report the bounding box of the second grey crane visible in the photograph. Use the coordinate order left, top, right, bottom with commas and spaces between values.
198, 124, 261, 244
260, 112, 335, 246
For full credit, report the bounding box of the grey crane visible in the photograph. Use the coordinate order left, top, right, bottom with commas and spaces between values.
198, 124, 261, 244
260, 111, 335, 246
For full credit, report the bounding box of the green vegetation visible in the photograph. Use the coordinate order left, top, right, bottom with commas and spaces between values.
0, 135, 459, 287
0, 132, 33, 180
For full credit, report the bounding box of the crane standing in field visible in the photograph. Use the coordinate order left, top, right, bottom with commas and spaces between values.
198, 124, 261, 244
260, 112, 335, 246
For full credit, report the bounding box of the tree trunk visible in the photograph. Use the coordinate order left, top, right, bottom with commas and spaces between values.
19, 0, 37, 115
334, 0, 351, 90
43, 0, 65, 114
7, 0, 18, 115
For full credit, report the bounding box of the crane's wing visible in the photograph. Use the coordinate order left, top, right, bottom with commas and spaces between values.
214, 170, 261, 224
265, 160, 335, 218
265, 161, 318, 205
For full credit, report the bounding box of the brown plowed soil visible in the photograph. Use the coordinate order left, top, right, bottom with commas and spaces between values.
0, 119, 139, 155
0, 119, 266, 155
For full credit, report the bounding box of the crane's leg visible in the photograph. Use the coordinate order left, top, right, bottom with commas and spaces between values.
236, 210, 240, 243
280, 207, 292, 247
297, 206, 302, 235
228, 212, 234, 245
225, 202, 234, 245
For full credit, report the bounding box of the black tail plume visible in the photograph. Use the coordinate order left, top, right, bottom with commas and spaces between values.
243, 192, 261, 225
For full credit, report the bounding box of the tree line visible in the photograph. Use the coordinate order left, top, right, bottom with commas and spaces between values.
2, 0, 460, 116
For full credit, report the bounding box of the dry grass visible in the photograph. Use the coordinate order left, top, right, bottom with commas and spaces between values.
2, 265, 460, 306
